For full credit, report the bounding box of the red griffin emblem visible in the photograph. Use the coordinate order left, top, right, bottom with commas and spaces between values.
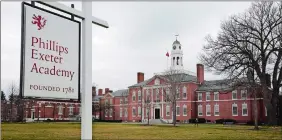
31, 14, 47, 30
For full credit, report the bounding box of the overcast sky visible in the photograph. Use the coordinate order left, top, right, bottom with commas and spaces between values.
1, 1, 252, 94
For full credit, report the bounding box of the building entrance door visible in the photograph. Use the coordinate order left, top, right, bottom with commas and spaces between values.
155, 108, 160, 119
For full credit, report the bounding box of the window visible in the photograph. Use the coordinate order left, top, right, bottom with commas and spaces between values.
214, 92, 219, 101
176, 106, 180, 116
132, 107, 136, 117
198, 93, 202, 101
58, 105, 63, 115
183, 105, 187, 116
176, 88, 180, 99
232, 103, 238, 116
110, 99, 113, 105
138, 90, 141, 101
146, 108, 149, 117
183, 86, 187, 99
132, 91, 136, 101
138, 106, 141, 116
166, 105, 170, 116
206, 104, 211, 116
125, 98, 128, 104
198, 105, 203, 116
69, 104, 74, 115
39, 111, 41, 118
39, 103, 41, 107
156, 89, 160, 102
241, 90, 247, 99
214, 104, 219, 116
232, 90, 237, 100
120, 108, 123, 117
109, 109, 112, 117
120, 99, 123, 104
242, 103, 248, 116
206, 92, 211, 101
125, 108, 128, 117
105, 100, 108, 106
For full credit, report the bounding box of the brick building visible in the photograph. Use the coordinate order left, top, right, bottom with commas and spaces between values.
98, 38, 268, 123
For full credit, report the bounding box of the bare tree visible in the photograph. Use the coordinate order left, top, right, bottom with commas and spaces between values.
200, 1, 282, 125
143, 95, 152, 125
8, 82, 19, 122
157, 68, 187, 126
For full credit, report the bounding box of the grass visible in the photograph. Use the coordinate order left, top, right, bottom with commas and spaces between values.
1, 122, 282, 139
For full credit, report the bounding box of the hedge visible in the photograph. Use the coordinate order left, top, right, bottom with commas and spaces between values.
189, 118, 206, 123
215, 119, 237, 124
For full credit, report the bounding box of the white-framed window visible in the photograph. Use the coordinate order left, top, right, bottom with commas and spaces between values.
110, 99, 113, 105
58, 105, 63, 115
242, 103, 248, 116
176, 106, 180, 116
156, 89, 160, 102
232, 103, 238, 116
176, 88, 180, 99
198, 93, 202, 101
120, 108, 123, 117
109, 108, 112, 117
138, 90, 141, 101
183, 105, 187, 116
105, 99, 108, 106
206, 104, 211, 116
183, 86, 187, 99
241, 90, 247, 100
120, 99, 123, 104
265, 106, 267, 116
138, 106, 141, 116
132, 107, 136, 117
125, 108, 128, 117
125, 98, 128, 104
214, 104, 219, 116
232, 90, 237, 100
69, 104, 74, 115
214, 92, 219, 101
166, 105, 170, 116
39, 103, 41, 107
132, 91, 136, 101
198, 104, 203, 116
206, 92, 211, 101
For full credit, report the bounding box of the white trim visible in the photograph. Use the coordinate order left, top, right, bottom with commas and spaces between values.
183, 105, 187, 116
183, 86, 187, 99
241, 90, 247, 100
132, 107, 136, 117
206, 104, 211, 116
198, 93, 202, 101
242, 103, 248, 116
176, 105, 180, 116
198, 104, 203, 116
232, 103, 238, 116
214, 92, 219, 101
206, 92, 211, 101
214, 104, 219, 116
232, 90, 237, 100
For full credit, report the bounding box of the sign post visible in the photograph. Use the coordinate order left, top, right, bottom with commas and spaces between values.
20, 1, 109, 139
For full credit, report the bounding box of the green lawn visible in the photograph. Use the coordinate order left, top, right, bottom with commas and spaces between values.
1, 122, 281, 139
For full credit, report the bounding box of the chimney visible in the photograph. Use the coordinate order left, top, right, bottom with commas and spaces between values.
105, 88, 110, 94
137, 72, 144, 83
92, 86, 96, 96
98, 89, 103, 96
197, 64, 204, 84
266, 74, 271, 87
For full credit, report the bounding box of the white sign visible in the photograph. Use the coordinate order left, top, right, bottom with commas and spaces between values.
21, 4, 80, 99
